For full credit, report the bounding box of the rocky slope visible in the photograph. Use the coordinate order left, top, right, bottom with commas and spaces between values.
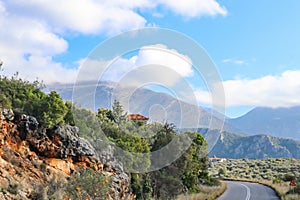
0, 109, 134, 200
198, 128, 300, 159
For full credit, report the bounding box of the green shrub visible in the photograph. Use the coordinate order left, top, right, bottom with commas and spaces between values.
7, 184, 18, 195
218, 167, 227, 175
272, 178, 282, 184
39, 163, 47, 172
0, 74, 69, 128
64, 168, 110, 200
283, 174, 295, 182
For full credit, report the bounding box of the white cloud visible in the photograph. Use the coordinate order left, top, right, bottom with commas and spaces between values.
5, 0, 147, 35
2, 54, 78, 84
0, 4, 75, 83
76, 57, 136, 83
135, 44, 194, 77
77, 44, 194, 86
158, 0, 227, 18
194, 70, 300, 108
152, 12, 164, 18
1, 17, 67, 56
0, 1, 5, 13
0, 0, 227, 85
103, 0, 154, 9
222, 58, 248, 65
5, 0, 226, 35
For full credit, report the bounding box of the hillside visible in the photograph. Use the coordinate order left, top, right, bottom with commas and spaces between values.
1, 75, 228, 200
228, 106, 300, 140
198, 128, 300, 159
0, 109, 132, 199
47, 82, 236, 132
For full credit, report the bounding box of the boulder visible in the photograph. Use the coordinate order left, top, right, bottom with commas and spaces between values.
46, 125, 98, 159
17, 115, 39, 139
2, 108, 14, 121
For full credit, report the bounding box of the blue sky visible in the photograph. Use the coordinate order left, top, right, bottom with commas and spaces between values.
1, 0, 300, 118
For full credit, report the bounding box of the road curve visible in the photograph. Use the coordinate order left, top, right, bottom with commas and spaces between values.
217, 181, 279, 200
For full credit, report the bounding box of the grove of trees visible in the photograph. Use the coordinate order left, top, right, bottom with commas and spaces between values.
0, 73, 70, 128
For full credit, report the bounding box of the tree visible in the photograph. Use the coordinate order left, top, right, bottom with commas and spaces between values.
175, 131, 208, 192
97, 108, 114, 123
0, 93, 12, 109
113, 135, 151, 172
149, 128, 209, 195
63, 101, 75, 126
112, 99, 127, 125
0, 74, 45, 112
39, 91, 68, 128
151, 123, 176, 151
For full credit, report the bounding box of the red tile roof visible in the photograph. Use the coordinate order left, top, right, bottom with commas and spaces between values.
127, 114, 149, 121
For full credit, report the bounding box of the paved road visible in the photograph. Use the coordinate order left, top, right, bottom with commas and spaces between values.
217, 181, 279, 200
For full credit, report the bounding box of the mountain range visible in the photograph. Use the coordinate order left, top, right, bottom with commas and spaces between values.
199, 128, 300, 159
46, 82, 233, 131
228, 106, 300, 140
47, 82, 300, 158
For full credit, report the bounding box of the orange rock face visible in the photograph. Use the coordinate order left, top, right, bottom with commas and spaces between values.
0, 112, 135, 200
44, 158, 75, 175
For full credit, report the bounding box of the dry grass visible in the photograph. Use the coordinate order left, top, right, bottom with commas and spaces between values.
283, 194, 300, 200
177, 181, 227, 200
257, 180, 289, 198
257, 180, 300, 200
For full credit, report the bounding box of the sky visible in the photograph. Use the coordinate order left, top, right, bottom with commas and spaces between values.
0, 0, 300, 118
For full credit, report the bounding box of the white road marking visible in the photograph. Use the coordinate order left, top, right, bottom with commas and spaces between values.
240, 183, 251, 200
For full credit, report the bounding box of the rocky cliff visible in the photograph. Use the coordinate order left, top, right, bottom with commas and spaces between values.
198, 128, 300, 159
0, 109, 134, 199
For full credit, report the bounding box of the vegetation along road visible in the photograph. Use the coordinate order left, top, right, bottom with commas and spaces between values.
217, 181, 279, 200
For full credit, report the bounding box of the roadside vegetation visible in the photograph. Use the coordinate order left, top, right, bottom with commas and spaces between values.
177, 181, 226, 200
209, 158, 300, 199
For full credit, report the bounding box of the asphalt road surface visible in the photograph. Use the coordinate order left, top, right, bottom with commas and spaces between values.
217, 181, 280, 200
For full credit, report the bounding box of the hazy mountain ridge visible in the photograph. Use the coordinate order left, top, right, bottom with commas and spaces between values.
228, 106, 300, 139
47, 82, 236, 131
198, 128, 300, 159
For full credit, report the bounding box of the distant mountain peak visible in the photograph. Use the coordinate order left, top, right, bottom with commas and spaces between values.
228, 106, 300, 140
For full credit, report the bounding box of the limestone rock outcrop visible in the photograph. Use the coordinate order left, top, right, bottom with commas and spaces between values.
0, 109, 134, 199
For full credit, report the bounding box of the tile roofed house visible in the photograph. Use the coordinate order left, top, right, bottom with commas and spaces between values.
127, 114, 149, 121
209, 157, 227, 163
